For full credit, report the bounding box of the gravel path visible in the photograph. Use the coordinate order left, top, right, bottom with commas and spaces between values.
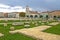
49, 22, 59, 25
0, 33, 4, 37
9, 25, 60, 40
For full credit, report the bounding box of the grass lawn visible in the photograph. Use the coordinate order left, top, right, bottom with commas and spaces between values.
0, 20, 43, 40
0, 24, 37, 40
0, 20, 39, 40
0, 20, 57, 40
43, 24, 60, 35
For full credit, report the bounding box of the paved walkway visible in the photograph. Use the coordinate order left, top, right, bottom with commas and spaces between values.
9, 25, 60, 40
0, 33, 4, 37
49, 22, 59, 25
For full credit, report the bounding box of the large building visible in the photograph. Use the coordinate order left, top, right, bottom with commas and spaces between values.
25, 6, 40, 18
47, 10, 60, 20
0, 6, 60, 20
0, 12, 20, 18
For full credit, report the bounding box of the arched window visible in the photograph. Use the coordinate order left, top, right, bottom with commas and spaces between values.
46, 15, 48, 17
53, 16, 57, 20
54, 16, 56, 18
27, 15, 29, 17
35, 15, 38, 18
46, 15, 49, 19
40, 15, 43, 18
30, 15, 33, 18
57, 16, 60, 20
58, 16, 60, 18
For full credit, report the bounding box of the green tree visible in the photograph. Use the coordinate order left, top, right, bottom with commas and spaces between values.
19, 12, 26, 17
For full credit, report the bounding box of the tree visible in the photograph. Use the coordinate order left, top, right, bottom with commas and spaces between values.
19, 12, 26, 17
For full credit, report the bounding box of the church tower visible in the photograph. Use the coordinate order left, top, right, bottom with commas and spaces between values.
26, 5, 30, 14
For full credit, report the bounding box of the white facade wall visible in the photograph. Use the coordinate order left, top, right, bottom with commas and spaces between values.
16, 13, 19, 18
8, 13, 16, 18
40, 13, 48, 18
26, 14, 39, 18
0, 13, 4, 18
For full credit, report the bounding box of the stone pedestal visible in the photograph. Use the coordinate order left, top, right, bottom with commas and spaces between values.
10, 27, 15, 31
4, 23, 7, 26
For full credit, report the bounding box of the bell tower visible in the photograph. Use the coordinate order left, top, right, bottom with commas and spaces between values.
26, 5, 29, 14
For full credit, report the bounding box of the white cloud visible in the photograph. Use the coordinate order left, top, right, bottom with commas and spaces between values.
0, 3, 36, 12
0, 4, 10, 8
29, 7, 33, 11
0, 4, 26, 12
13, 6, 23, 9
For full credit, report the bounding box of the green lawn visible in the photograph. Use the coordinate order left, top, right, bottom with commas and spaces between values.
0, 20, 38, 40
0, 24, 36, 40
0, 20, 58, 40
43, 24, 60, 35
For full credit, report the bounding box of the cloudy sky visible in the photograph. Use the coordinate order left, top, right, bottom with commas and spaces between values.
0, 0, 60, 12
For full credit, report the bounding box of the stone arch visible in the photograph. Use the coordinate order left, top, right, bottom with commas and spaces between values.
46, 15, 49, 19
53, 16, 57, 20
57, 16, 60, 20
30, 15, 33, 18
26, 15, 29, 17
40, 15, 43, 18
35, 15, 38, 18
54, 16, 57, 18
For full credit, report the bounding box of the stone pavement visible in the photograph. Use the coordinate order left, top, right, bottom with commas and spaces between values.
49, 22, 59, 25
9, 25, 60, 40
0, 33, 4, 37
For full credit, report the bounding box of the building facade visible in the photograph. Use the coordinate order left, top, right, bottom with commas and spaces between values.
26, 6, 40, 18
49, 10, 60, 20
0, 6, 60, 20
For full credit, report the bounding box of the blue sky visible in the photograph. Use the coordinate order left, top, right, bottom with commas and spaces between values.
0, 0, 60, 11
